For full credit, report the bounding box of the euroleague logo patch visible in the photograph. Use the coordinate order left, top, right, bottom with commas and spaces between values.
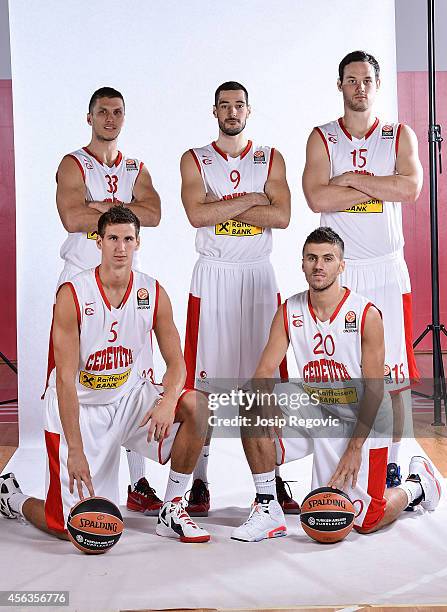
137, 288, 150, 309
126, 159, 138, 171
344, 310, 357, 332
381, 125, 394, 139
253, 150, 266, 164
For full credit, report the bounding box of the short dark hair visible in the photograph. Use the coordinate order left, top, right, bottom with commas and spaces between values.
214, 81, 249, 107
98, 206, 140, 239
338, 51, 380, 82
88, 87, 125, 114
303, 227, 344, 256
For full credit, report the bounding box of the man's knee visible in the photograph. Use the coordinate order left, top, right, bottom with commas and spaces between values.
177, 391, 209, 426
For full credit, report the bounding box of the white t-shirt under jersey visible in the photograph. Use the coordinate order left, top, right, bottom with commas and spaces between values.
190, 140, 274, 261
317, 118, 403, 259
59, 148, 143, 269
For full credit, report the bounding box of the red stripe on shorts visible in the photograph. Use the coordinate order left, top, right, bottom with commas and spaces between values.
184, 294, 201, 389
356, 446, 387, 532
277, 293, 289, 380
44, 430, 66, 533
402, 292, 420, 382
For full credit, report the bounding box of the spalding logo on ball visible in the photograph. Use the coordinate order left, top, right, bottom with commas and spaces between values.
300, 487, 355, 543
67, 497, 124, 554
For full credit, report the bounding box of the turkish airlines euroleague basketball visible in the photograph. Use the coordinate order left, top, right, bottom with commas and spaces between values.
300, 487, 355, 543
67, 497, 124, 554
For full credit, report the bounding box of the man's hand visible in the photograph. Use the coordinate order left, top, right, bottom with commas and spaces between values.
329, 172, 355, 188
67, 449, 95, 500
140, 396, 177, 442
327, 441, 362, 489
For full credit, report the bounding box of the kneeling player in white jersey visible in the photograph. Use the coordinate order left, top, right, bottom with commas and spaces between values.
231, 228, 440, 542
1, 207, 210, 543
302, 51, 424, 486
180, 81, 298, 515
52, 87, 162, 514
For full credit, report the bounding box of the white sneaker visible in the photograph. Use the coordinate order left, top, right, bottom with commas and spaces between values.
156, 497, 210, 543
407, 456, 441, 511
0, 473, 22, 519
231, 494, 287, 542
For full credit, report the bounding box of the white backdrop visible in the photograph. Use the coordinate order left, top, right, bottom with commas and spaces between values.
9, 0, 398, 446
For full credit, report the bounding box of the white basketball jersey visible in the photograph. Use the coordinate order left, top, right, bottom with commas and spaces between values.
48, 267, 158, 405
285, 288, 374, 419
191, 141, 273, 261
59, 148, 143, 269
317, 119, 403, 259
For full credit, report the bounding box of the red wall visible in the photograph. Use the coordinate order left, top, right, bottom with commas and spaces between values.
0, 79, 16, 361
398, 71, 447, 351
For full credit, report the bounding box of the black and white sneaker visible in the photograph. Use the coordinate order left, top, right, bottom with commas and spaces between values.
406, 456, 441, 511
156, 497, 210, 543
0, 473, 22, 519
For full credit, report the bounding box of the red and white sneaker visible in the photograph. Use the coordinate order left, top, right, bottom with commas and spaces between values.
276, 476, 300, 514
407, 456, 441, 511
156, 497, 210, 543
126, 477, 163, 516
186, 479, 210, 516
231, 494, 287, 542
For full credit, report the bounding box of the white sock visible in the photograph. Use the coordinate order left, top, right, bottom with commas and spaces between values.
192, 445, 210, 484
398, 480, 423, 505
164, 469, 191, 502
389, 441, 401, 465
8, 492, 30, 516
253, 470, 277, 500
126, 450, 146, 487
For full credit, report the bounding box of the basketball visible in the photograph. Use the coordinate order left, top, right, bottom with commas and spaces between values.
67, 497, 124, 554
300, 487, 355, 544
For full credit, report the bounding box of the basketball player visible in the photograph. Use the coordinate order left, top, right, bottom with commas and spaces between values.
53, 87, 162, 514
302, 51, 423, 486
180, 81, 298, 515
0, 207, 210, 543
232, 228, 440, 542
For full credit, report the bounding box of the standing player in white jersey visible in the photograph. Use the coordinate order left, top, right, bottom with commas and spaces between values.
1, 207, 210, 543
231, 228, 440, 542
53, 87, 162, 515
180, 81, 298, 515
302, 51, 423, 486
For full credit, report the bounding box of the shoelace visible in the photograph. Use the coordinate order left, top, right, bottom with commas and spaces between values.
277, 478, 297, 501
241, 502, 269, 527
186, 481, 209, 504
173, 497, 201, 529
135, 480, 158, 499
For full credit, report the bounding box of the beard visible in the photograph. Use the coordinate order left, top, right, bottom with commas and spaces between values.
308, 275, 338, 292
218, 118, 246, 136
344, 96, 369, 113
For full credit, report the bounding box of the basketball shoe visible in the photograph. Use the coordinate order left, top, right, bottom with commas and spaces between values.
406, 456, 441, 511
231, 494, 287, 542
276, 476, 300, 514
156, 497, 210, 543
186, 478, 210, 516
0, 473, 22, 519
126, 477, 163, 516
386, 462, 402, 488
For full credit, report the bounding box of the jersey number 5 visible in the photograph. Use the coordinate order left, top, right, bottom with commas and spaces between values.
108, 321, 118, 343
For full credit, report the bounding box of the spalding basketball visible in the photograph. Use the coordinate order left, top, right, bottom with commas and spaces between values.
67, 497, 124, 554
300, 487, 355, 543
